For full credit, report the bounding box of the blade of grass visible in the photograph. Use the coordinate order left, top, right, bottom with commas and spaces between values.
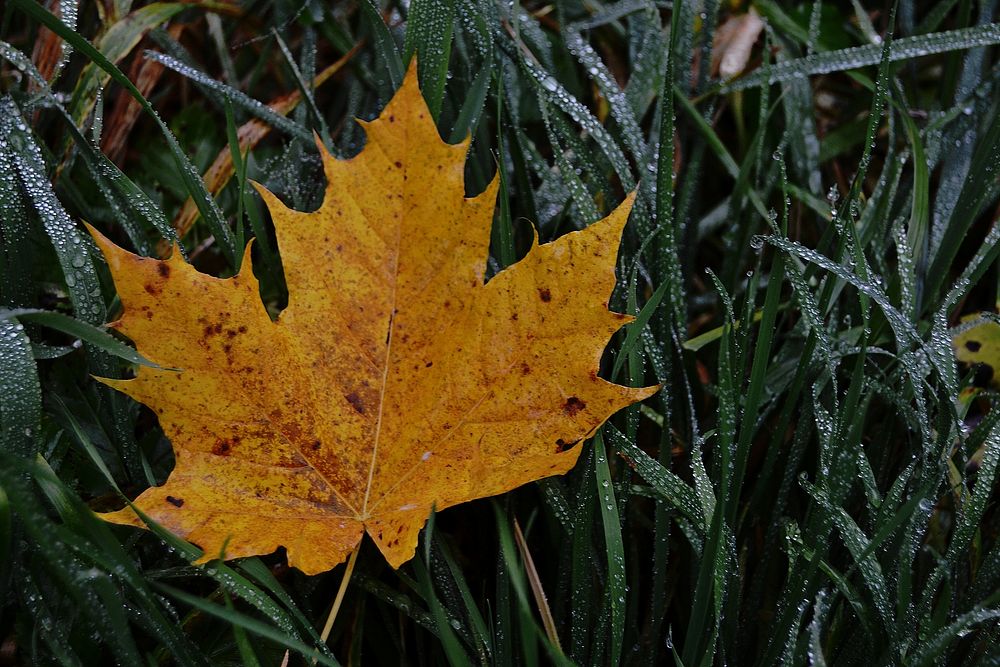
593, 432, 626, 667
0, 308, 163, 368
0, 318, 40, 458
404, 0, 456, 120
721, 23, 1000, 92
512, 518, 561, 655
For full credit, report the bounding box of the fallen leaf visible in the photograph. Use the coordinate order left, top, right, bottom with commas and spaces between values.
953, 311, 1000, 388
91, 61, 657, 574
711, 8, 765, 80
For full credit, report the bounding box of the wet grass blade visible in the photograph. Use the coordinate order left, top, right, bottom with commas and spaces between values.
404, 0, 456, 120
593, 432, 625, 667
722, 23, 1000, 92
0, 101, 106, 328
0, 318, 40, 457
0, 308, 162, 368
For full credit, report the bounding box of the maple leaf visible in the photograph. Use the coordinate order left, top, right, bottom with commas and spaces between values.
91, 61, 658, 574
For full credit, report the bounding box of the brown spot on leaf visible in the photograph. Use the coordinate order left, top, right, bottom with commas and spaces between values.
213, 440, 233, 455
157, 263, 171, 278
394, 161, 403, 168
144, 283, 160, 296
346, 392, 366, 414
166, 496, 184, 507
311, 440, 322, 451
521, 363, 531, 375
539, 288, 552, 302
563, 396, 586, 416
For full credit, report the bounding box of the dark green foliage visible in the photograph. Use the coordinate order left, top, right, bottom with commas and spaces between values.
2, 0, 1000, 664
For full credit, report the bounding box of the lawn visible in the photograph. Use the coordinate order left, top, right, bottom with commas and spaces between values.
2, 0, 1000, 665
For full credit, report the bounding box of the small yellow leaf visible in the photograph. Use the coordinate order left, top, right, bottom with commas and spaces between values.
92, 61, 657, 574
953, 312, 1000, 388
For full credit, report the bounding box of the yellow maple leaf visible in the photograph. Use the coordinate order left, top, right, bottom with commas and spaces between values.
90, 62, 657, 574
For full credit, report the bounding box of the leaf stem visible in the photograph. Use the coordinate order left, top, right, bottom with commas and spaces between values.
319, 542, 360, 646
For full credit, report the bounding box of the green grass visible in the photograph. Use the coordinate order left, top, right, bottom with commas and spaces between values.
2, 0, 1000, 664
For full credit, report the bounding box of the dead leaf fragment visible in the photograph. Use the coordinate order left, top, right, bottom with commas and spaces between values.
712, 8, 765, 80
93, 61, 657, 574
